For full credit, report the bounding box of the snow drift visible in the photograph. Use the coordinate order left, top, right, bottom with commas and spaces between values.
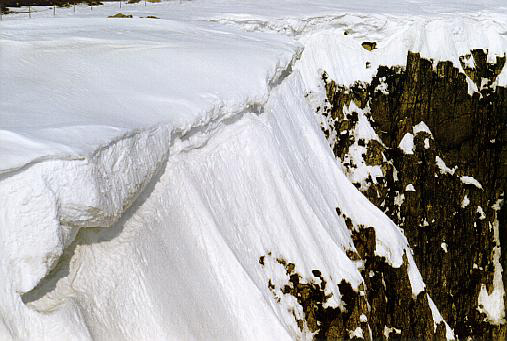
1, 0, 506, 340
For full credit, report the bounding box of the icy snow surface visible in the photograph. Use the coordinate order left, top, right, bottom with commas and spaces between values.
1, 0, 507, 340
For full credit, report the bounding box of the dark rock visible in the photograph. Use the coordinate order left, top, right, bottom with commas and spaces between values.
262, 225, 441, 339
321, 51, 507, 339
108, 12, 132, 18
361, 42, 377, 51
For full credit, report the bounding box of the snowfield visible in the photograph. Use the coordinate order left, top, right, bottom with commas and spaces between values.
0, 0, 506, 340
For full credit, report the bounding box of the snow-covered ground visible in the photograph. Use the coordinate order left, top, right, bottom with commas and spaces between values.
1, 0, 506, 340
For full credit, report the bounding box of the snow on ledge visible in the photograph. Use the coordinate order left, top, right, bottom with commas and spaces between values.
1, 1, 499, 338
436, 156, 457, 175
399, 133, 415, 155
427, 294, 455, 340
460, 176, 483, 190
398, 121, 434, 155
413, 121, 433, 136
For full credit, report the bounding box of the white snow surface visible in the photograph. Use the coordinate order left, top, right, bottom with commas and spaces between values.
436, 156, 457, 175
399, 133, 415, 155
460, 176, 484, 190
405, 184, 416, 192
2, 0, 507, 172
2, 0, 506, 339
0, 15, 299, 173
413, 121, 432, 136
398, 121, 433, 155
340, 102, 384, 190
478, 198, 506, 325
427, 294, 455, 340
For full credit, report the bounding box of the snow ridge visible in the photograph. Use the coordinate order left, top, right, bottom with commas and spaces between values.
4, 1, 505, 338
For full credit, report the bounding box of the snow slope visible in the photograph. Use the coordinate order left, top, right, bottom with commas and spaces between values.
0, 68, 425, 341
1, 0, 506, 339
2, 0, 506, 173
0, 16, 299, 173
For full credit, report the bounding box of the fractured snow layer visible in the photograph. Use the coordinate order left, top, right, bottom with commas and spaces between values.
2, 0, 506, 339
2, 0, 507, 172
0, 71, 426, 340
0, 16, 299, 174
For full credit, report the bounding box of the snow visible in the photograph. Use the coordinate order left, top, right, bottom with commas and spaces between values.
394, 192, 405, 207
1, 0, 505, 339
477, 206, 486, 220
427, 294, 455, 339
477, 197, 505, 325
460, 176, 484, 190
399, 133, 415, 155
293, 8, 507, 93
436, 156, 457, 175
0, 14, 299, 174
405, 184, 415, 192
383, 326, 401, 339
339, 102, 384, 190
424, 138, 430, 149
399, 122, 434, 155
462, 195, 470, 208
0, 67, 427, 340
2, 0, 506, 171
413, 121, 433, 136
348, 326, 364, 339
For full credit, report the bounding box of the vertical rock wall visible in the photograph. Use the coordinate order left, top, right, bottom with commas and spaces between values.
319, 51, 506, 339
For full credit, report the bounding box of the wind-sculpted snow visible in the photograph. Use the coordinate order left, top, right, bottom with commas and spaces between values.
294, 14, 507, 93
1, 0, 506, 340
1, 1, 506, 173
0, 70, 429, 340
0, 17, 299, 173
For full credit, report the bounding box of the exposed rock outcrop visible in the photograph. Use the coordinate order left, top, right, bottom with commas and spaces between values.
261, 221, 446, 340
318, 50, 507, 339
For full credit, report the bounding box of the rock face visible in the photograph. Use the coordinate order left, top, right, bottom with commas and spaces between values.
261, 221, 445, 340
319, 51, 506, 339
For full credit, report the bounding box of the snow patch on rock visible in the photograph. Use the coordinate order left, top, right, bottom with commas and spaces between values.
477, 197, 505, 325
460, 176, 483, 190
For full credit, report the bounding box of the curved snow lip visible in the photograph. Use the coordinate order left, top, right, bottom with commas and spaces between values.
3, 3, 501, 338
293, 14, 507, 93
1, 47, 303, 302
0, 15, 300, 175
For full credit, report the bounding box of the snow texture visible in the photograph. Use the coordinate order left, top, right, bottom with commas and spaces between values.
339, 102, 384, 190
405, 184, 416, 192
1, 0, 506, 339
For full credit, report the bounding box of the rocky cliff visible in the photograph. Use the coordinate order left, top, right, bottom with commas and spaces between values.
318, 50, 506, 339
